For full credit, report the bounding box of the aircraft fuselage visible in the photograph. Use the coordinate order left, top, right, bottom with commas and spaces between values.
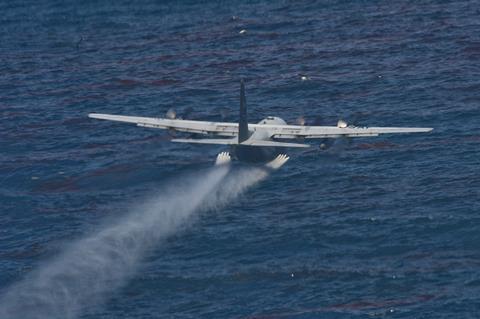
231, 144, 284, 163
232, 116, 288, 163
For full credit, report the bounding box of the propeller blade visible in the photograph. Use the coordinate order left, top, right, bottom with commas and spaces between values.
295, 116, 306, 126
166, 108, 176, 119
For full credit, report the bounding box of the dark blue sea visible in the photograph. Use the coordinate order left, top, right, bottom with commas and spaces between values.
1, 1, 479, 318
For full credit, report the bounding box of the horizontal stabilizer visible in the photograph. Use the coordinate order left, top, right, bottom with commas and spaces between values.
240, 140, 310, 148
171, 138, 237, 145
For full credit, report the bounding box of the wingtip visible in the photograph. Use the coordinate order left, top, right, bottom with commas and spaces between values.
408, 127, 434, 133
88, 113, 101, 119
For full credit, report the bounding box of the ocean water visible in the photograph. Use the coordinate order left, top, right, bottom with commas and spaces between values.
1, 0, 479, 318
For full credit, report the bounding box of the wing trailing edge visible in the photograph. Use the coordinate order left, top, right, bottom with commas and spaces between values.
171, 138, 238, 145
240, 140, 310, 148
171, 138, 309, 148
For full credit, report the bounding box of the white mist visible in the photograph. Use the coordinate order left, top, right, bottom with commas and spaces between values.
0, 159, 282, 319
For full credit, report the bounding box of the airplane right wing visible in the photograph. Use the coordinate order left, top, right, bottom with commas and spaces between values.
262, 125, 433, 139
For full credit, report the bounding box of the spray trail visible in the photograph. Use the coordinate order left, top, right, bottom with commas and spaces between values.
204, 167, 269, 210
0, 166, 228, 319
0, 154, 287, 319
203, 154, 289, 210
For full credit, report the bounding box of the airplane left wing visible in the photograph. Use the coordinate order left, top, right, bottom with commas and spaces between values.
88, 113, 238, 137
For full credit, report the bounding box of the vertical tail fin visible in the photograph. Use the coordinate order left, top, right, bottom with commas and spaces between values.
238, 79, 249, 143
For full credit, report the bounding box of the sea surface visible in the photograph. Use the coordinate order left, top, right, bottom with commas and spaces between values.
1, 0, 479, 318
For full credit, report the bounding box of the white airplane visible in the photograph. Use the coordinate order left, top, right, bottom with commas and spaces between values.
89, 80, 432, 167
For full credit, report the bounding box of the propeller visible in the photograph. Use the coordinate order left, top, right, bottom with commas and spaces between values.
166, 108, 176, 119
213, 106, 230, 121
332, 111, 370, 151
164, 106, 199, 138
295, 111, 367, 151
295, 113, 335, 150
164, 108, 177, 137
295, 115, 306, 126
165, 107, 196, 120
181, 106, 194, 120
295, 114, 324, 126
336, 119, 348, 128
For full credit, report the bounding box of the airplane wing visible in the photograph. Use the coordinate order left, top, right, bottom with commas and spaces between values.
88, 113, 238, 137
89, 113, 432, 141
263, 125, 433, 139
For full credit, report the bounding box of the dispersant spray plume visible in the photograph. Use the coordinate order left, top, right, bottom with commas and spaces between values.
203, 154, 289, 210
0, 165, 228, 319
0, 154, 288, 319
